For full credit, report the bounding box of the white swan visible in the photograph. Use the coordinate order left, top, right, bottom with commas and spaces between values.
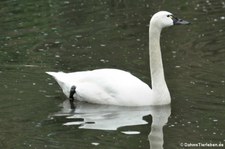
46, 11, 189, 107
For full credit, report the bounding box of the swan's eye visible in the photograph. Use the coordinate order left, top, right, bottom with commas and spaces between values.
167, 15, 173, 19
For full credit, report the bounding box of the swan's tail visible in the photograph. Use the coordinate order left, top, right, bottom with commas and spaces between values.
46, 71, 65, 79
46, 71, 67, 87
45, 72, 56, 77
46, 71, 71, 97
46, 72, 55, 77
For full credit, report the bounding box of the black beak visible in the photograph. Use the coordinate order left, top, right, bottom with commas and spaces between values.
173, 17, 190, 25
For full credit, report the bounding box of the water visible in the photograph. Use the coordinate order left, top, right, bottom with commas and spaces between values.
1, 0, 225, 148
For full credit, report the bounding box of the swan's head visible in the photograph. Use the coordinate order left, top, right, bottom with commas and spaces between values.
150, 11, 190, 29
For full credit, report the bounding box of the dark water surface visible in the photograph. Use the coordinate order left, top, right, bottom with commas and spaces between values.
1, 0, 225, 148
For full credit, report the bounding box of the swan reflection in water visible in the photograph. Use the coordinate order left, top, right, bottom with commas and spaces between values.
52, 101, 171, 149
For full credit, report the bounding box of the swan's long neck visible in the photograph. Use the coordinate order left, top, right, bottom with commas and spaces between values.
149, 23, 170, 101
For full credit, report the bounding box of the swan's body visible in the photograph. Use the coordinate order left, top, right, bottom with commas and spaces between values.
47, 69, 155, 106
46, 11, 189, 106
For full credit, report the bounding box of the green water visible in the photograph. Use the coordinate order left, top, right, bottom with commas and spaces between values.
1, 0, 225, 148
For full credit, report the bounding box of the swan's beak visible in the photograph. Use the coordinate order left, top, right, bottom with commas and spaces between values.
173, 17, 190, 25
